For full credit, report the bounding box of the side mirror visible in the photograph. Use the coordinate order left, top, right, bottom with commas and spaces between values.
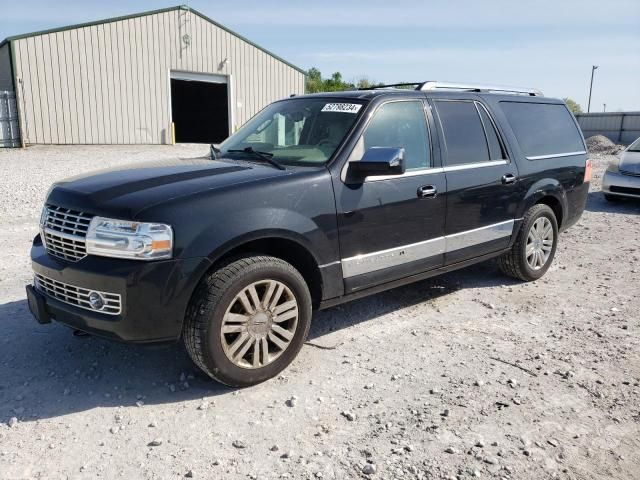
348, 147, 405, 178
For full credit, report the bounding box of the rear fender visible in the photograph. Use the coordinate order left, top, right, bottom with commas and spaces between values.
514, 178, 567, 234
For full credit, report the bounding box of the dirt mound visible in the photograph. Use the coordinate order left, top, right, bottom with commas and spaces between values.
586, 135, 624, 155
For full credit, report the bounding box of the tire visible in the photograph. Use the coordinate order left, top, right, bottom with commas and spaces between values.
183, 255, 312, 387
498, 204, 558, 282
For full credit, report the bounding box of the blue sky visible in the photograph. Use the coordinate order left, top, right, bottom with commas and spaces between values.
2, 0, 639, 111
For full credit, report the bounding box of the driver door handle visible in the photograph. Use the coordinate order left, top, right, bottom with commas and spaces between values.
417, 185, 437, 198
502, 173, 517, 185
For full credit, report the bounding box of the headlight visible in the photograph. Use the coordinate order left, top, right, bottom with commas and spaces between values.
39, 205, 48, 227
86, 217, 173, 260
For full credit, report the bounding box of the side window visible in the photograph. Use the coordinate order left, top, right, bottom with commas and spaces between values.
434, 100, 491, 166
500, 102, 585, 158
477, 104, 506, 160
350, 101, 430, 171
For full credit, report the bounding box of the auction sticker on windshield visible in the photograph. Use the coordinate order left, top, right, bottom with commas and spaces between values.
321, 103, 362, 114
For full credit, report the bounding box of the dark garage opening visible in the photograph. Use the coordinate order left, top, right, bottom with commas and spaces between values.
170, 78, 229, 143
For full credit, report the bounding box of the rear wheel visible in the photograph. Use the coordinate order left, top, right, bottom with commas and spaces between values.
498, 204, 558, 281
183, 255, 312, 387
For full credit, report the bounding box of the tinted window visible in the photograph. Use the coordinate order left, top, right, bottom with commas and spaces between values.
435, 101, 490, 165
500, 102, 585, 158
352, 101, 430, 171
477, 104, 506, 160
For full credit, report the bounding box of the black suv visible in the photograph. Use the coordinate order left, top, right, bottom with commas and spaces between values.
27, 82, 590, 386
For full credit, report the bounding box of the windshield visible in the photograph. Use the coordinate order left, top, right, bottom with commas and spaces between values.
628, 137, 640, 152
219, 98, 366, 165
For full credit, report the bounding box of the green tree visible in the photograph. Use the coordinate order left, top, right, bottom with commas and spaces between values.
305, 67, 324, 93
563, 98, 583, 114
305, 68, 356, 93
355, 77, 386, 90
356, 77, 372, 90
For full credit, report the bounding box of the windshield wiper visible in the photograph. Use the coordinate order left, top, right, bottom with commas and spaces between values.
210, 144, 221, 160
226, 147, 286, 170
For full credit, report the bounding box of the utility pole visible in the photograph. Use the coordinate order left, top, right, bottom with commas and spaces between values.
587, 65, 598, 113
603, 103, 606, 112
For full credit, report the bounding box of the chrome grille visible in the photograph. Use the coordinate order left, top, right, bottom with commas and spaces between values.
34, 273, 122, 315
41, 205, 92, 262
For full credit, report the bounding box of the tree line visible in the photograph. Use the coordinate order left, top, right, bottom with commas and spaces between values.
305, 68, 385, 93
305, 67, 584, 114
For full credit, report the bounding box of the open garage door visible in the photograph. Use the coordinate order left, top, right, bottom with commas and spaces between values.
170, 71, 230, 144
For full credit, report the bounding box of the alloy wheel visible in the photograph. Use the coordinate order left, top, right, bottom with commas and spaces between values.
220, 279, 299, 369
525, 216, 554, 270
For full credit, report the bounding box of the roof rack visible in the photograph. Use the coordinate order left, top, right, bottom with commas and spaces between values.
362, 81, 543, 96
416, 81, 543, 96
361, 83, 422, 90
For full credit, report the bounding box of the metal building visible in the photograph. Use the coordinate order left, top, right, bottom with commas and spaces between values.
0, 5, 306, 146
575, 112, 640, 145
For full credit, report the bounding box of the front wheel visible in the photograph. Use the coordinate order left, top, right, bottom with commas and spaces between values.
498, 204, 558, 281
183, 256, 312, 387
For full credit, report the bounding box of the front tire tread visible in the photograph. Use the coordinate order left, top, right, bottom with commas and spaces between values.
183, 255, 310, 387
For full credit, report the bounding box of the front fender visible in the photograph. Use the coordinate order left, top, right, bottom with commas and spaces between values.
136, 169, 341, 301
136, 168, 339, 265
186, 207, 328, 264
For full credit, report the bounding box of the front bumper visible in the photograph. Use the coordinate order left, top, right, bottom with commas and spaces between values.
602, 170, 640, 198
29, 236, 210, 343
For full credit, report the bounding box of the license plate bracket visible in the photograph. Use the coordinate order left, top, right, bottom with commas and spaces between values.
26, 284, 51, 324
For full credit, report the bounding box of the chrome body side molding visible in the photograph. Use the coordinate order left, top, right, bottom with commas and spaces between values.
526, 151, 587, 161
443, 160, 508, 172
341, 219, 516, 278
362, 160, 509, 183
445, 219, 515, 252
341, 237, 446, 278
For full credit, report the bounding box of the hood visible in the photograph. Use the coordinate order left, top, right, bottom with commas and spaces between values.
47, 157, 292, 218
619, 150, 640, 175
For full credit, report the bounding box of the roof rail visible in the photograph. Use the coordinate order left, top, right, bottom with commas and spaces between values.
360, 83, 422, 90
417, 81, 543, 96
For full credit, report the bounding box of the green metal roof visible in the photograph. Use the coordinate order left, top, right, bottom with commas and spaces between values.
0, 5, 306, 75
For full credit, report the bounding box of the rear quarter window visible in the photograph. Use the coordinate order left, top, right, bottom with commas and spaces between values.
500, 102, 585, 159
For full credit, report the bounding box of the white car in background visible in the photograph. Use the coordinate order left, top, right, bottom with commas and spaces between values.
602, 136, 640, 201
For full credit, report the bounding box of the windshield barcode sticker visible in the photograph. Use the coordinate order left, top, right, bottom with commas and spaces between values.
321, 103, 362, 114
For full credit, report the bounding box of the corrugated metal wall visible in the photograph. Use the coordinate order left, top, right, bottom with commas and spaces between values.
576, 112, 640, 145
0, 91, 21, 147
0, 44, 13, 91
10, 8, 306, 145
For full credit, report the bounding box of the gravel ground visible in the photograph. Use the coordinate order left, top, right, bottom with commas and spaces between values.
0, 146, 639, 480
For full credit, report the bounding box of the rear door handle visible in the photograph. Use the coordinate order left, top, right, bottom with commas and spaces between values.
417, 185, 437, 198
502, 174, 517, 185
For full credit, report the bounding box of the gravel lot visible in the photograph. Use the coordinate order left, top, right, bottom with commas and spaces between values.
0, 146, 638, 480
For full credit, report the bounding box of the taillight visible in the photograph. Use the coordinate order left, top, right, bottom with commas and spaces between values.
584, 159, 592, 182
